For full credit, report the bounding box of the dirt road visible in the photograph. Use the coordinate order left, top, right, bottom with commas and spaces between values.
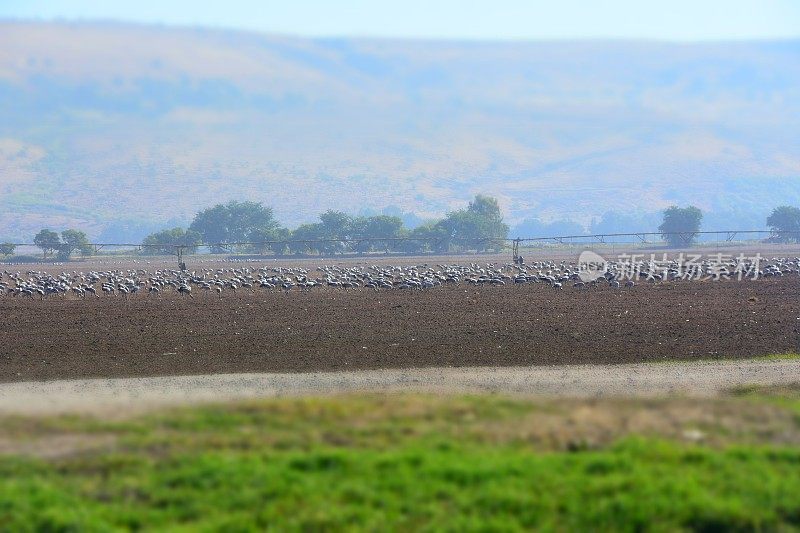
1, 358, 797, 415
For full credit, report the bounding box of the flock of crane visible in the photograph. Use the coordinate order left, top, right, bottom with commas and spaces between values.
0, 256, 796, 302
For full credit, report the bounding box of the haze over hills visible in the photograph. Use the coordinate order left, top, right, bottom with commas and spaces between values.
0, 21, 799, 241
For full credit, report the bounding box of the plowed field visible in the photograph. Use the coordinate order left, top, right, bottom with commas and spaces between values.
2, 272, 798, 382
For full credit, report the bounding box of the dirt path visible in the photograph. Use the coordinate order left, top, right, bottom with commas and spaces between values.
1, 358, 798, 416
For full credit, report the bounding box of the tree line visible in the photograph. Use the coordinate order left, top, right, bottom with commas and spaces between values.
656, 204, 800, 246
5, 203, 800, 261
0, 229, 93, 260
141, 194, 510, 256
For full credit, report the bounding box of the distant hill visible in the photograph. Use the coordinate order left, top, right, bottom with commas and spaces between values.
1, 21, 798, 240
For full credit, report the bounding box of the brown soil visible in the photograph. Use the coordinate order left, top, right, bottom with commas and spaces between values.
2, 274, 799, 383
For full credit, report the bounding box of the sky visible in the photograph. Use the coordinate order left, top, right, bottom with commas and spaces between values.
2, 0, 799, 41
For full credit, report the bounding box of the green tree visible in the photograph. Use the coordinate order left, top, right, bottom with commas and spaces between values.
59, 229, 92, 260
438, 195, 509, 252
289, 223, 325, 255
348, 215, 405, 253
249, 226, 293, 255
33, 229, 61, 258
0, 242, 16, 258
364, 215, 405, 252
317, 211, 354, 254
349, 216, 372, 253
399, 222, 450, 254
766, 206, 800, 243
468, 194, 503, 219
189, 201, 281, 253
141, 228, 202, 256
658, 206, 703, 247
269, 227, 292, 256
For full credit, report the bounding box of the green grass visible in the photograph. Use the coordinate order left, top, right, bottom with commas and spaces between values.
650, 352, 800, 365
1, 393, 800, 532
754, 353, 800, 362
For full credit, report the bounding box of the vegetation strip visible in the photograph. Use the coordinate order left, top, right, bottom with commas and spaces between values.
1, 391, 800, 530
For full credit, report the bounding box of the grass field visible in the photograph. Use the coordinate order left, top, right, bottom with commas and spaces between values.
2, 389, 800, 531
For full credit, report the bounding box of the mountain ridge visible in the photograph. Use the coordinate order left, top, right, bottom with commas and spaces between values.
0, 21, 798, 240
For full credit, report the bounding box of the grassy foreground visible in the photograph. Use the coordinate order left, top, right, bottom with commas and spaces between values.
1, 390, 800, 531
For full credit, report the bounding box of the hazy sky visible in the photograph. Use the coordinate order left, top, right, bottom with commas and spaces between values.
2, 0, 799, 41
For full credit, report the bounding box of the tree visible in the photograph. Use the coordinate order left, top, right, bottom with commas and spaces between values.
437, 195, 509, 252
658, 206, 703, 247
349, 216, 372, 253
189, 201, 281, 253
289, 223, 324, 255
317, 210, 354, 254
248, 226, 293, 255
399, 222, 450, 254
364, 215, 405, 252
269, 227, 291, 256
468, 194, 503, 220
350, 215, 406, 253
58, 229, 92, 260
0, 242, 16, 258
141, 228, 202, 255
767, 206, 800, 243
33, 229, 61, 258
467, 194, 509, 251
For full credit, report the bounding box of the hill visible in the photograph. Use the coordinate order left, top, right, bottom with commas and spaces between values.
1, 21, 799, 240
